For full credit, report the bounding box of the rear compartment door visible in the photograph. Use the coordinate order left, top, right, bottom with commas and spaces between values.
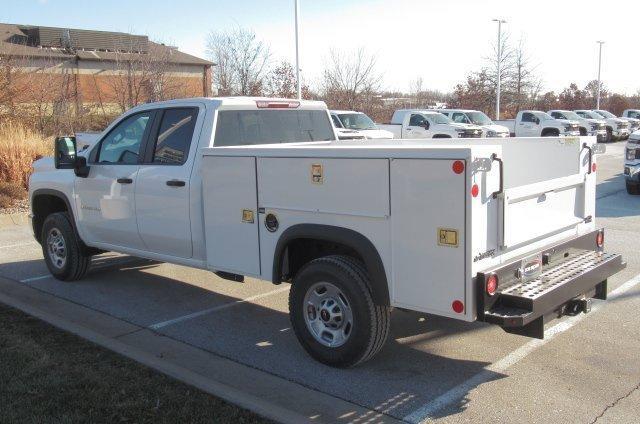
390, 158, 466, 317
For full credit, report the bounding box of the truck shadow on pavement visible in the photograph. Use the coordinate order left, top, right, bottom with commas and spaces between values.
1, 254, 506, 420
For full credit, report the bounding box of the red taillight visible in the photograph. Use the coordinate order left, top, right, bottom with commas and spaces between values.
452, 160, 465, 174
592, 163, 597, 172
486, 274, 498, 296
452, 300, 464, 313
255, 100, 300, 109
596, 231, 604, 248
471, 184, 479, 197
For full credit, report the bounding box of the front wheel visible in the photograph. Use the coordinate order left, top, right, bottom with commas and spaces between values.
626, 181, 640, 195
289, 255, 390, 367
41, 212, 91, 281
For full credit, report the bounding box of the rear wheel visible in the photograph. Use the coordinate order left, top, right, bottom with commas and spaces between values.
626, 181, 640, 195
41, 212, 91, 281
289, 255, 390, 367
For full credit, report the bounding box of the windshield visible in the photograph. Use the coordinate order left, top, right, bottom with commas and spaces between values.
337, 113, 376, 130
465, 111, 493, 125
535, 112, 555, 121
429, 113, 453, 124
560, 111, 581, 120
595, 110, 616, 119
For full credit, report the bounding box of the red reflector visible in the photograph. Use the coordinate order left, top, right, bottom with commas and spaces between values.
486, 274, 498, 296
452, 300, 464, 313
256, 100, 300, 109
592, 163, 597, 172
596, 231, 604, 248
471, 184, 479, 197
452, 160, 465, 174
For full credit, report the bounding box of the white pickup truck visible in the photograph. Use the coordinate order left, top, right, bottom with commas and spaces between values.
377, 109, 483, 139
437, 109, 510, 138
548, 110, 608, 142
495, 110, 581, 138
576, 110, 630, 141
30, 97, 624, 367
330, 110, 393, 140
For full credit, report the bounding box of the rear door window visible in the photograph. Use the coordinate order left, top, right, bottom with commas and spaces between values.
150, 108, 198, 165
214, 110, 335, 146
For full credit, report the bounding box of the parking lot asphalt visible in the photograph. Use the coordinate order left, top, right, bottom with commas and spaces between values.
1, 140, 638, 423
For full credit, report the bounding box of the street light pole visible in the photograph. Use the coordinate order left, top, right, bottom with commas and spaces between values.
596, 41, 604, 109
492, 18, 506, 120
294, 0, 301, 99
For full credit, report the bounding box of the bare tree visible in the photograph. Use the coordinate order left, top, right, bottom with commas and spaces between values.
508, 38, 540, 112
321, 47, 381, 111
206, 28, 271, 96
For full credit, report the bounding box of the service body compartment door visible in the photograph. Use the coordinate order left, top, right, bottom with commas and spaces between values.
391, 159, 466, 317
201, 156, 260, 276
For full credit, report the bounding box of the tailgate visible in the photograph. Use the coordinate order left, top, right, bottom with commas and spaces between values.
497, 138, 594, 248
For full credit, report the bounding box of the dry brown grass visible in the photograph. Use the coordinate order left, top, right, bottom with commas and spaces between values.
0, 120, 51, 188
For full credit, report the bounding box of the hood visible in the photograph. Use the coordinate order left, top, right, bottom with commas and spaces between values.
583, 118, 607, 125
335, 128, 366, 140
360, 129, 394, 139
32, 156, 55, 173
554, 119, 581, 126
448, 122, 483, 131
482, 124, 510, 133
621, 117, 640, 124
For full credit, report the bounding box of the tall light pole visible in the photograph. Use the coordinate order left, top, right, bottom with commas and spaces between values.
294, 0, 301, 99
596, 41, 604, 109
492, 18, 506, 120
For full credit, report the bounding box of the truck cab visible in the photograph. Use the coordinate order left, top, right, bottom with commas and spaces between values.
548, 110, 608, 142
378, 110, 483, 139
437, 109, 510, 138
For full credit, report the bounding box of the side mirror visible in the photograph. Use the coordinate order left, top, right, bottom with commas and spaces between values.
421, 121, 430, 130
54, 136, 77, 169
534, 117, 540, 125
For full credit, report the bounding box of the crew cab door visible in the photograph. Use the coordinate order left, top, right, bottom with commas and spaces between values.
135, 106, 203, 258
74, 111, 154, 250
518, 112, 539, 137
405, 113, 431, 138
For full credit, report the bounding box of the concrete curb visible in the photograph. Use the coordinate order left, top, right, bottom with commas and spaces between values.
0, 212, 29, 228
0, 275, 399, 424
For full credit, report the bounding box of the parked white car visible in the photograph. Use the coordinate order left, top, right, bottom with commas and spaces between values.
495, 110, 580, 137
330, 110, 393, 139
29, 97, 624, 367
437, 109, 510, 138
576, 110, 630, 141
624, 130, 640, 194
378, 109, 483, 139
548, 110, 608, 142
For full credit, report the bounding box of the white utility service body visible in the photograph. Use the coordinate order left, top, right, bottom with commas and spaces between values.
30, 97, 625, 366
202, 136, 608, 319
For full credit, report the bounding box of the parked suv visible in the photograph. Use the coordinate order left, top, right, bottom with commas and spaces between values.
437, 109, 510, 137
548, 110, 607, 142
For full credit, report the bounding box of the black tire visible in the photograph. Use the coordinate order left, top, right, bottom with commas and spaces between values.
542, 129, 559, 137
626, 181, 640, 195
606, 127, 613, 143
41, 212, 91, 281
289, 255, 390, 367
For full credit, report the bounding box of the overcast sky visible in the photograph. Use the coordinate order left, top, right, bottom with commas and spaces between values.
5, 0, 639, 95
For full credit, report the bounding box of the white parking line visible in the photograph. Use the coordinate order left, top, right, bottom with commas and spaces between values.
149, 286, 291, 330
404, 273, 640, 424
20, 274, 53, 283
18, 257, 142, 284
0, 241, 37, 250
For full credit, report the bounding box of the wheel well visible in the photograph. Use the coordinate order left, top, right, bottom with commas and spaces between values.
272, 224, 390, 306
32, 193, 69, 243
433, 134, 452, 138
281, 238, 362, 282
541, 128, 559, 136
579, 127, 588, 136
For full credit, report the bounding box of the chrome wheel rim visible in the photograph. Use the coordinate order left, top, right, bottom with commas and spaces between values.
46, 227, 67, 269
303, 282, 353, 347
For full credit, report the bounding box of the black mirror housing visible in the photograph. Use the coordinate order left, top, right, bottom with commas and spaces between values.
54, 136, 77, 169
74, 156, 90, 178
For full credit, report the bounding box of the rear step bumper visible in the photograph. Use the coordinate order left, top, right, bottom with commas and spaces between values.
476, 229, 626, 339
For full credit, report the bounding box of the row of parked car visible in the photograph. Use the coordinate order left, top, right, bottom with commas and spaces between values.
330, 108, 640, 143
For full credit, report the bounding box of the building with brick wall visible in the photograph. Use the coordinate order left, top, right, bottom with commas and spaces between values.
0, 23, 214, 118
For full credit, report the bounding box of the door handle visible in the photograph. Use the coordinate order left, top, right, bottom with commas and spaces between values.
166, 179, 186, 187
117, 178, 133, 184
